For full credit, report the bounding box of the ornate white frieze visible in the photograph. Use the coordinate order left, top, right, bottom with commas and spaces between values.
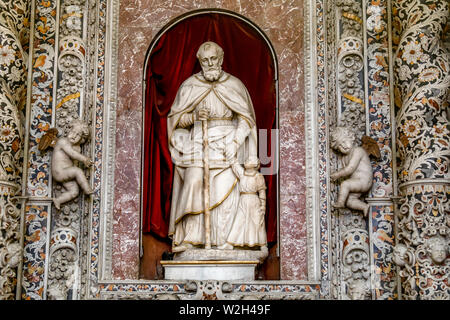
335, 0, 366, 142
99, 280, 319, 300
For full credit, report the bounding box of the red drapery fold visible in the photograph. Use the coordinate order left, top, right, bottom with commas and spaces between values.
142, 13, 277, 243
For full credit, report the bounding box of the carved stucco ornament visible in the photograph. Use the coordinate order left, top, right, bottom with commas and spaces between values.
45, 0, 89, 301
0, 0, 30, 300
47, 228, 78, 300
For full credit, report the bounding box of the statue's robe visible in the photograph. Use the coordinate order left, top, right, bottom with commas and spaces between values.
167, 71, 257, 247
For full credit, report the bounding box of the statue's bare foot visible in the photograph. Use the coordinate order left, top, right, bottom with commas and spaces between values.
217, 243, 233, 250
85, 187, 94, 195
53, 199, 61, 210
333, 202, 345, 209
363, 205, 370, 217
172, 243, 193, 253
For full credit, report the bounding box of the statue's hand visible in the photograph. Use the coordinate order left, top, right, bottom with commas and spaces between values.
259, 207, 265, 226
83, 158, 93, 167
225, 141, 238, 159
198, 106, 209, 121
330, 172, 339, 181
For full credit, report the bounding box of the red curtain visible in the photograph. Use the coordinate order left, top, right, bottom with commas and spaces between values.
142, 12, 277, 243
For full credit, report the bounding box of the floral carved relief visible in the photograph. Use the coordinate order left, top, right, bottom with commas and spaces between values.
0, 0, 30, 300
393, 0, 450, 183
393, 0, 450, 300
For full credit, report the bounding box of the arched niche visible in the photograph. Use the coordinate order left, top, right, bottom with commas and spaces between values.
140, 9, 279, 279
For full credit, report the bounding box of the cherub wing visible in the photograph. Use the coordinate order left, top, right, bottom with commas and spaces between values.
38, 128, 59, 152
361, 135, 381, 159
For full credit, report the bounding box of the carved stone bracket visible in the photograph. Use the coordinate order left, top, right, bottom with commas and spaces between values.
47, 227, 78, 300
341, 229, 371, 300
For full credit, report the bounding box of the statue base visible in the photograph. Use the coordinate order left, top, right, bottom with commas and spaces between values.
161, 260, 259, 281
173, 248, 269, 264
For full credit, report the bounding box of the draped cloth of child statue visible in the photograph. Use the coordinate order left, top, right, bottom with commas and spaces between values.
167, 43, 258, 253
227, 161, 267, 248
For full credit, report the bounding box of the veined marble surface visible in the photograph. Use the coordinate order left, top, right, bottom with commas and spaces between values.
114, 0, 306, 280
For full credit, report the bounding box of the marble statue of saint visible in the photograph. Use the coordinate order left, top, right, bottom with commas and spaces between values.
167, 41, 258, 253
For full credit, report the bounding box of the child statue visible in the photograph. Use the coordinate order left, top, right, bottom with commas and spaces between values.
330, 126, 379, 217
48, 119, 94, 209
221, 156, 267, 250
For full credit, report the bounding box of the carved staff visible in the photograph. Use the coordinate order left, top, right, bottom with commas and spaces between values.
200, 100, 212, 249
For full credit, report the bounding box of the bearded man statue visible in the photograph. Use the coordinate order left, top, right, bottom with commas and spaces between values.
167, 41, 258, 253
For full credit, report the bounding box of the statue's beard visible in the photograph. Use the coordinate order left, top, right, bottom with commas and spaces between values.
202, 67, 222, 82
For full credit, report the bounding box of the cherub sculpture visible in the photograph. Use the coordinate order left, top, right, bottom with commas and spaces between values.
221, 156, 267, 251
0, 243, 22, 269
393, 243, 415, 267
427, 236, 448, 264
330, 127, 380, 217
40, 119, 93, 209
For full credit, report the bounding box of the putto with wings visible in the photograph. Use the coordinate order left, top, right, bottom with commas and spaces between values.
329, 127, 380, 217
39, 120, 93, 210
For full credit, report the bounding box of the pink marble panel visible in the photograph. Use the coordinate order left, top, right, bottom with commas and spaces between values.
114, 0, 306, 280
112, 27, 152, 279
280, 193, 307, 279
279, 109, 307, 279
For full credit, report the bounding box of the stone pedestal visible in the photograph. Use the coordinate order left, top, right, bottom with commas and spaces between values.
173, 248, 268, 263
161, 260, 259, 281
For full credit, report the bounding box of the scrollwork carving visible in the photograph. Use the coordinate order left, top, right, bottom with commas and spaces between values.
330, 0, 373, 300
337, 38, 366, 141
0, 191, 22, 300
394, 0, 450, 183
336, 0, 366, 142
0, 0, 29, 300
395, 182, 449, 300
56, 36, 86, 136
47, 0, 88, 301
47, 228, 78, 300
341, 229, 371, 299
47, 248, 77, 300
